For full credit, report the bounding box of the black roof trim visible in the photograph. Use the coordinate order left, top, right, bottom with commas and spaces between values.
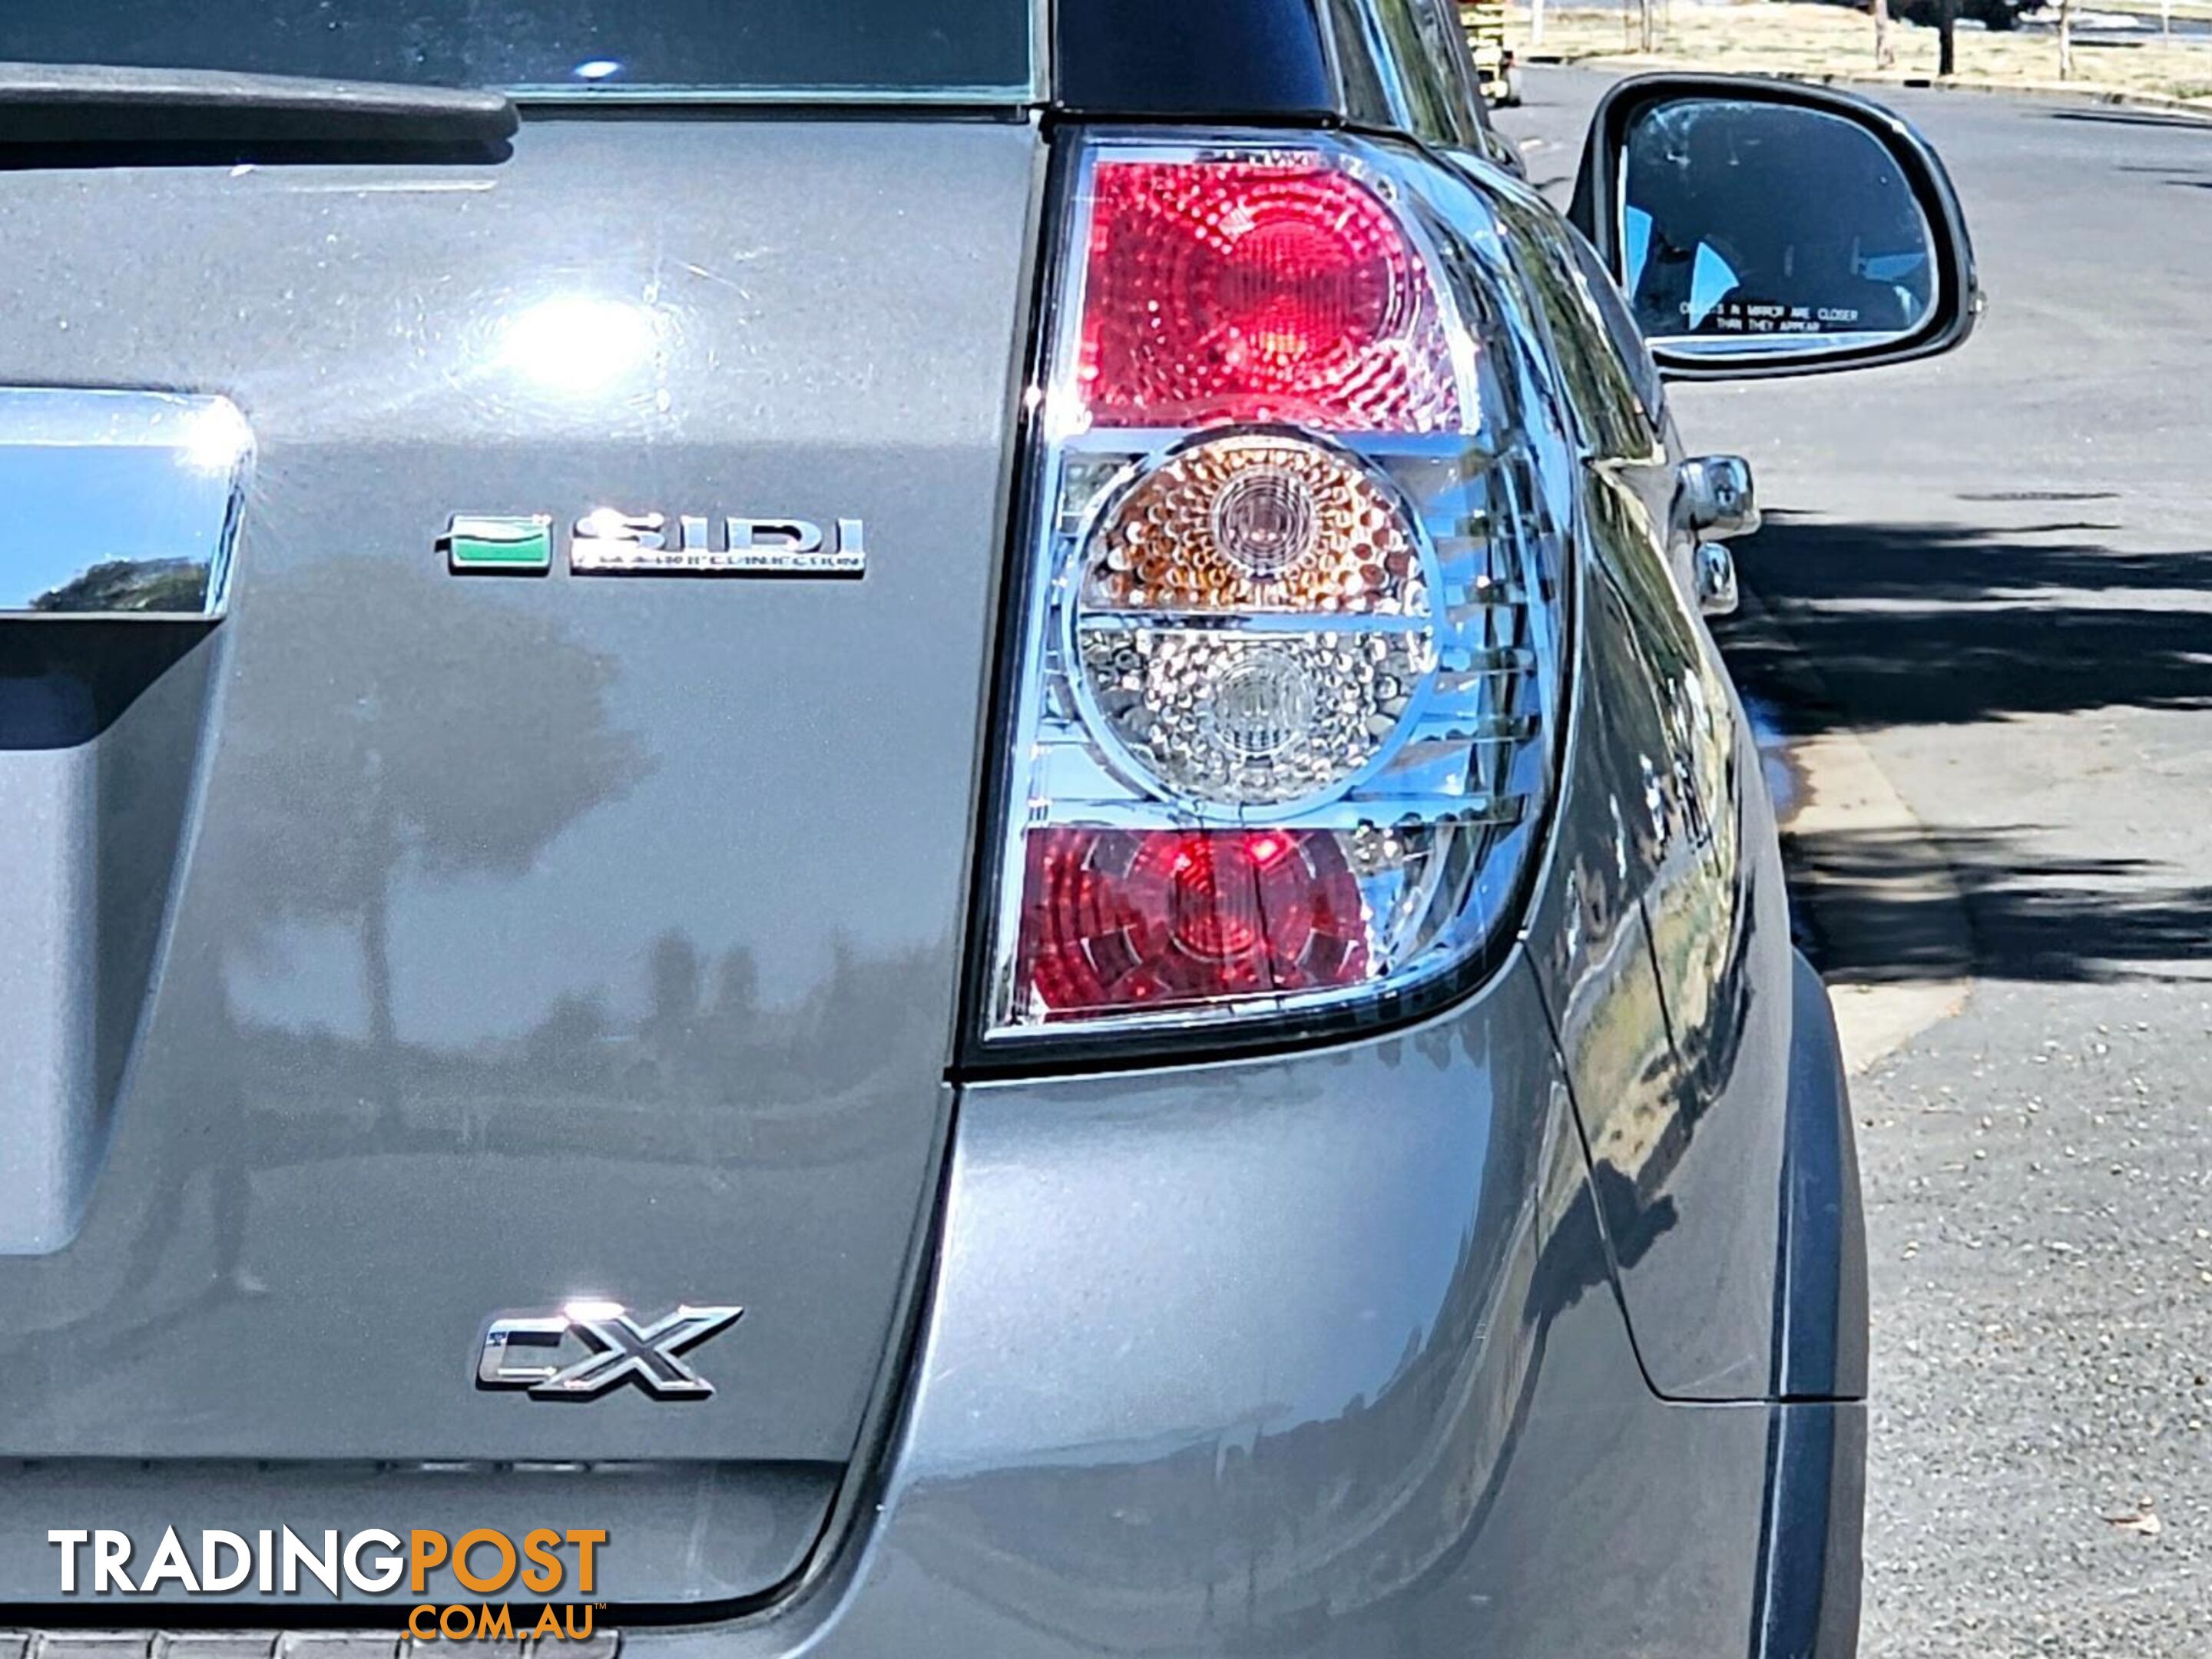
1051, 0, 1346, 121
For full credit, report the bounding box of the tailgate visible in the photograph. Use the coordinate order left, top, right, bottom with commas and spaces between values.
0, 114, 1038, 1607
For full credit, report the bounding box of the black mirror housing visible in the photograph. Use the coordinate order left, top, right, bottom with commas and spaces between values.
1568, 74, 1979, 381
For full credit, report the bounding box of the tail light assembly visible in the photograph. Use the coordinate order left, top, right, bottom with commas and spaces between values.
972, 131, 1575, 1058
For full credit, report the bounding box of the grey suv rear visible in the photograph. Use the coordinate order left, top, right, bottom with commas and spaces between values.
0, 5, 1977, 1658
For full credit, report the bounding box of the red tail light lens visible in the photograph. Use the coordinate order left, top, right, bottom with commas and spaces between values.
1077, 159, 1463, 432
1019, 829, 1369, 1017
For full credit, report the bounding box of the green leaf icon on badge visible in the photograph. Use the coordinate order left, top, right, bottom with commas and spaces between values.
442, 513, 554, 575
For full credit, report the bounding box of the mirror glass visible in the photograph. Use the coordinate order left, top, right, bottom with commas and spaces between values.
1619, 98, 1938, 359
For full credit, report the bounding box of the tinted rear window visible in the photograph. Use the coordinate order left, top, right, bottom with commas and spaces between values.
0, 2, 1034, 99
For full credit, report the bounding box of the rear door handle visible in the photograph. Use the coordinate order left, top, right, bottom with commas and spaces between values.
1676, 454, 1759, 543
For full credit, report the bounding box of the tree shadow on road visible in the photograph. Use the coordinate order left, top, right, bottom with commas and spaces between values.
2046, 107, 2212, 134
1785, 823, 2212, 985
1713, 512, 2212, 985
1718, 511, 2212, 734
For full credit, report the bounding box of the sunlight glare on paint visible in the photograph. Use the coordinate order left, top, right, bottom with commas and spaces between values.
497, 294, 663, 396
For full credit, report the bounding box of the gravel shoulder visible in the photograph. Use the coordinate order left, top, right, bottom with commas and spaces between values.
1518, 1, 2212, 109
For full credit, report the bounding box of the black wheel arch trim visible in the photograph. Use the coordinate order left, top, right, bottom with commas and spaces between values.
1751, 1400, 1866, 1659
1770, 948, 1869, 1402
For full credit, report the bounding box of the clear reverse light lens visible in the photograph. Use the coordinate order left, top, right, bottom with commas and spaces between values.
1073, 429, 1440, 810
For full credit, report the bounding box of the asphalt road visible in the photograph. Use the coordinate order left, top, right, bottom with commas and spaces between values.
1499, 71, 2212, 1656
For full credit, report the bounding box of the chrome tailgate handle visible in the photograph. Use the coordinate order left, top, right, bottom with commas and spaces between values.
0, 388, 250, 619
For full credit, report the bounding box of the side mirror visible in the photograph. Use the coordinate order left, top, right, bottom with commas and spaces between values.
1568, 75, 1979, 380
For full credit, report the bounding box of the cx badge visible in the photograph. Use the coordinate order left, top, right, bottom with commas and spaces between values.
477, 1301, 743, 1401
